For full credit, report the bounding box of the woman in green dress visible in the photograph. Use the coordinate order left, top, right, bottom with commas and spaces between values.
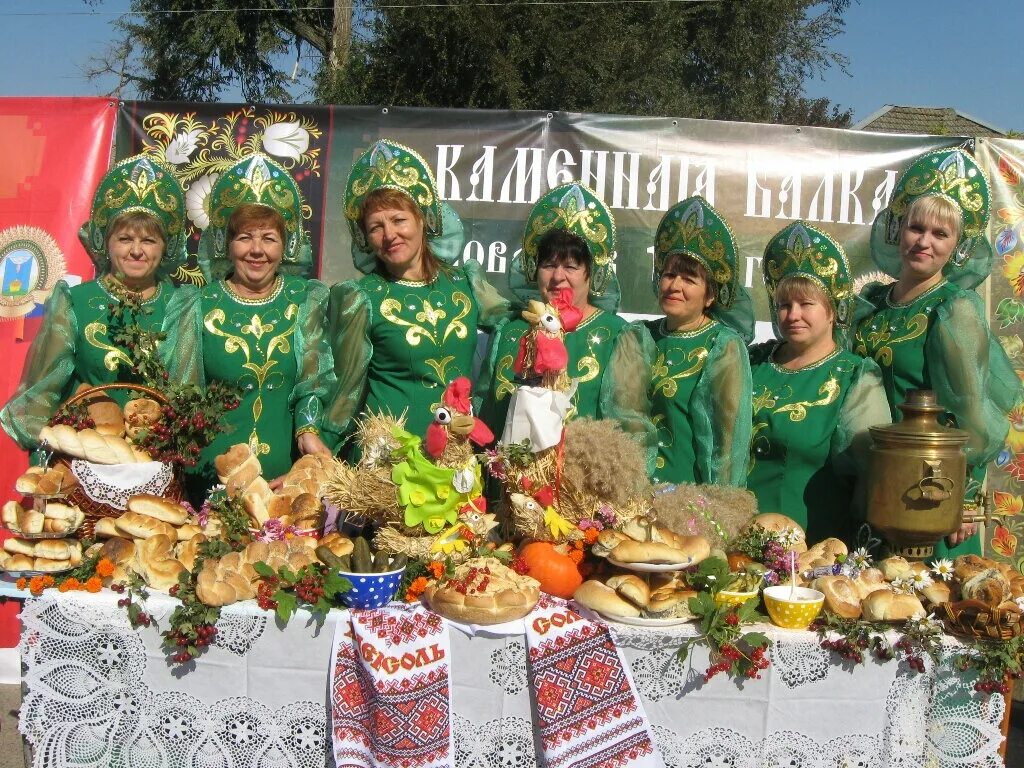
855, 148, 1021, 558
164, 154, 335, 494
1, 155, 188, 450
326, 139, 508, 445
748, 222, 891, 545
476, 183, 656, 465
647, 196, 753, 487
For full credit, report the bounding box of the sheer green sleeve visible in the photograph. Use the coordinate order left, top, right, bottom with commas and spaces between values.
0, 282, 77, 450
324, 280, 372, 446
831, 356, 892, 478
926, 291, 1021, 467
599, 320, 658, 474
692, 330, 753, 487
160, 284, 204, 388
291, 279, 338, 444
473, 315, 509, 420
462, 259, 511, 332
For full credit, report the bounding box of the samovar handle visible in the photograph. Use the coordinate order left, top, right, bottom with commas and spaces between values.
917, 459, 954, 502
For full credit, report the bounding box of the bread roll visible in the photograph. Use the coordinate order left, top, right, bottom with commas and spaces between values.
920, 580, 952, 606
114, 511, 176, 540
87, 396, 125, 437
2, 501, 23, 528
606, 574, 650, 608
33, 540, 72, 561
3, 538, 35, 556
214, 443, 253, 479
573, 580, 641, 617
591, 529, 629, 558
94, 517, 120, 538
610, 539, 694, 565
861, 589, 925, 621
127, 494, 188, 525
176, 534, 205, 572
879, 556, 914, 582
19, 510, 44, 535
124, 397, 161, 439
14, 467, 43, 494
38, 425, 141, 465
176, 524, 202, 542
99, 536, 136, 566
319, 532, 353, 558
851, 567, 886, 599
33, 557, 71, 573
134, 534, 185, 592
3, 553, 34, 571
812, 575, 862, 619
954, 554, 989, 583
799, 538, 848, 571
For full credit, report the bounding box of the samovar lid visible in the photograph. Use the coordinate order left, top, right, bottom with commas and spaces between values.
868, 389, 969, 447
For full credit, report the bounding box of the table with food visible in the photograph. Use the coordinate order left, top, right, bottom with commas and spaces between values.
1, 143, 1021, 768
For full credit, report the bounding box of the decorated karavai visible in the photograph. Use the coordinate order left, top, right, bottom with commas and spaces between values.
646, 196, 753, 487
326, 139, 508, 445
1, 154, 188, 449
476, 182, 656, 465
855, 148, 1022, 558
748, 222, 891, 543
163, 154, 336, 497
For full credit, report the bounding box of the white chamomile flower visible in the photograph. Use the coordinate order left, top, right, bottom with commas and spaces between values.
910, 570, 934, 591
779, 528, 803, 548
891, 576, 916, 596
851, 547, 872, 569
930, 558, 954, 582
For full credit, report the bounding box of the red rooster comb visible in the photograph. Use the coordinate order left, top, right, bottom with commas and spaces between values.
551, 287, 583, 333
442, 377, 473, 414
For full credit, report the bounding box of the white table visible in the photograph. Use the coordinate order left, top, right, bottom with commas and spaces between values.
4, 585, 1007, 768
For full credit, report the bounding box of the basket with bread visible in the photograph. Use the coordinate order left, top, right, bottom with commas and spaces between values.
0, 536, 83, 576
35, 384, 185, 538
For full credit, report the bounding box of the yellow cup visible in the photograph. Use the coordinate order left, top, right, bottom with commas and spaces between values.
762, 586, 824, 629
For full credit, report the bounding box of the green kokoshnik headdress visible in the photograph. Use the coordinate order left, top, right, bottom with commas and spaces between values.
198, 153, 313, 281
763, 221, 858, 344
653, 195, 754, 342
511, 182, 620, 313
79, 154, 188, 278
871, 147, 993, 290
344, 138, 464, 274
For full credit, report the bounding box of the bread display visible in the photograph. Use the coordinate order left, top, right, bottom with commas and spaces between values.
1, 499, 84, 536
0, 535, 81, 573
573, 579, 642, 618
14, 464, 77, 496
590, 517, 710, 569
812, 574, 862, 619
424, 557, 540, 624
126, 494, 189, 526
195, 538, 319, 607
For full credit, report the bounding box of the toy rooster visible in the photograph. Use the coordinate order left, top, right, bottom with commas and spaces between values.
514, 287, 582, 392
391, 377, 494, 534
509, 483, 575, 541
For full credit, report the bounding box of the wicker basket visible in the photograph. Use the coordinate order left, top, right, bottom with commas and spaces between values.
47, 383, 184, 538
938, 599, 1024, 641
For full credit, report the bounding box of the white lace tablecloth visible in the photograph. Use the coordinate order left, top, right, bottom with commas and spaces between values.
14, 591, 1007, 768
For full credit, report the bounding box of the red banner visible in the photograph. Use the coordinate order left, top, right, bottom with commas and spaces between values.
0, 97, 116, 645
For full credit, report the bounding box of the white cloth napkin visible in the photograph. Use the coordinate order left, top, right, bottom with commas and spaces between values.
499, 383, 575, 451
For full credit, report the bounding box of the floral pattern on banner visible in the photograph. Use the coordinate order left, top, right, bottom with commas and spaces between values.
983, 139, 1024, 572
330, 604, 454, 768
121, 103, 326, 284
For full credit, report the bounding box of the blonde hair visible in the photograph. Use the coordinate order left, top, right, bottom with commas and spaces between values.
903, 195, 961, 241
773, 274, 835, 323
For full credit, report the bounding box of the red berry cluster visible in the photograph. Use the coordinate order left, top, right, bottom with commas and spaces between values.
510, 557, 529, 576
975, 679, 1011, 695
295, 573, 326, 604
256, 579, 279, 611
703, 642, 769, 682
447, 565, 492, 595
821, 636, 869, 664
167, 624, 217, 663
893, 639, 926, 673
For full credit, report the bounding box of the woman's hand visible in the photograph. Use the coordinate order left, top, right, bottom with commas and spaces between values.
946, 521, 977, 548
297, 432, 331, 458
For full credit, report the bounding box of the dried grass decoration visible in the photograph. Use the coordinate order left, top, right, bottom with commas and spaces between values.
503, 418, 654, 541
650, 483, 758, 551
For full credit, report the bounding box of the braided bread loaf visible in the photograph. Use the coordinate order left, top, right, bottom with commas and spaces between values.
38, 425, 150, 464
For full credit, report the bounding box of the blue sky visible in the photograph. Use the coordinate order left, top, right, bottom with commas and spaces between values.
1, 0, 1022, 132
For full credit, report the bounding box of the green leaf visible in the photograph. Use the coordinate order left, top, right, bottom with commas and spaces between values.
280, 567, 298, 584
252, 561, 275, 578
275, 591, 298, 624
741, 631, 769, 649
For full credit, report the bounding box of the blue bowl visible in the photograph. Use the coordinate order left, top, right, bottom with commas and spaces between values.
339, 566, 406, 609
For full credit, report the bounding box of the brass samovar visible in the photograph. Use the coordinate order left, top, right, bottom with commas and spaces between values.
866, 390, 968, 560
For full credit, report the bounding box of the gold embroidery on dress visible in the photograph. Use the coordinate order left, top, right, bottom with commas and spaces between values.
380, 297, 438, 346
651, 348, 709, 399
856, 312, 928, 368
84, 322, 132, 372
652, 413, 670, 471
424, 355, 455, 385
774, 376, 841, 422
442, 292, 471, 342
495, 354, 516, 402
204, 303, 299, 456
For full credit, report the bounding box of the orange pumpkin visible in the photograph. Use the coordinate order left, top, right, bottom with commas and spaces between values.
519, 541, 583, 599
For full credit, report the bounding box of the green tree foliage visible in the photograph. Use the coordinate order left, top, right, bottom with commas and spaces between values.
88, 0, 852, 127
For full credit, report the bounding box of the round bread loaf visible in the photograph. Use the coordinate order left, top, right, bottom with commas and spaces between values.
425, 558, 540, 625
750, 513, 807, 552
953, 554, 989, 583
573, 579, 641, 618
879, 556, 914, 582
319, 532, 354, 558
860, 589, 925, 622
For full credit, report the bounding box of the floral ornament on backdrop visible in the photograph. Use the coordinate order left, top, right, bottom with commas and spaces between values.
136, 107, 323, 285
